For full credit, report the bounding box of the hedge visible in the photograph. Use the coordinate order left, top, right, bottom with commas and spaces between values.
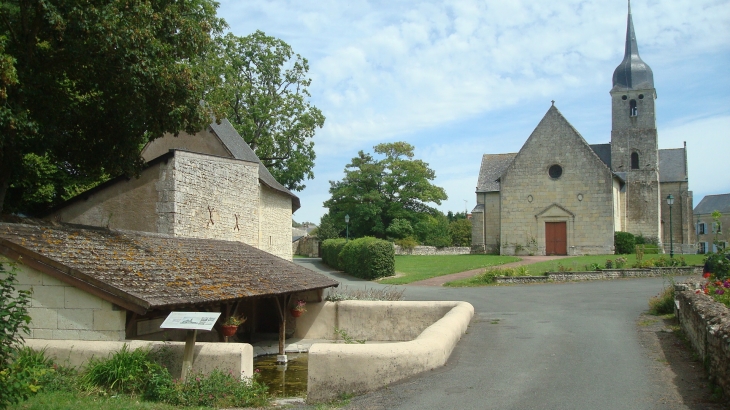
321, 238, 347, 270
614, 231, 636, 254
321, 237, 395, 280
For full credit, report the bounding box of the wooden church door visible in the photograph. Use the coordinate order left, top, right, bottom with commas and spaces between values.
545, 222, 567, 255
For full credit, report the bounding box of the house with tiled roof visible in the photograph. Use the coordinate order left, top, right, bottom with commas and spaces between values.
471, 5, 694, 255
45, 119, 297, 260
694, 194, 730, 254
0, 220, 337, 342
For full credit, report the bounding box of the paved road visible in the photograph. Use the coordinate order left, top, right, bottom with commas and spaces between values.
293, 259, 699, 410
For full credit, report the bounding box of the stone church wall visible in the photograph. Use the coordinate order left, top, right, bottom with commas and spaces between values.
161, 151, 260, 247
659, 181, 694, 250
3, 257, 126, 341
500, 109, 615, 255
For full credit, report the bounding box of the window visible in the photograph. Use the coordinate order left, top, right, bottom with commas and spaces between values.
698, 222, 706, 235
630, 99, 638, 117
699, 242, 707, 254
548, 164, 563, 179
631, 152, 639, 169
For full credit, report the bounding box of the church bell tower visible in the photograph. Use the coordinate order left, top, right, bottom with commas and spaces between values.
610, 1, 661, 242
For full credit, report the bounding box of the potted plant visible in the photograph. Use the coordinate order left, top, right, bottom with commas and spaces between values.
290, 300, 307, 317
221, 315, 246, 337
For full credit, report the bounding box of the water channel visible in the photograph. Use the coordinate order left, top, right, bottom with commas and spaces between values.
253, 353, 308, 398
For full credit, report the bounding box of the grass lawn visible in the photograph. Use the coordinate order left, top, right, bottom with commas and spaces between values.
378, 254, 520, 285
444, 253, 707, 287
7, 391, 200, 410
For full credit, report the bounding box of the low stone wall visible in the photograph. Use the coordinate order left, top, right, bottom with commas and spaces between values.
301, 301, 474, 403
494, 266, 701, 284
675, 281, 730, 400
24, 339, 254, 379
394, 245, 471, 256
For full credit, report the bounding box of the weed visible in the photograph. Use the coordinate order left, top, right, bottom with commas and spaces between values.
334, 327, 366, 344
81, 344, 166, 395
648, 285, 675, 315
325, 285, 405, 301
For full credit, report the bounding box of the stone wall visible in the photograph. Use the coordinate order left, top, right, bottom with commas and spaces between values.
3, 258, 125, 341
259, 185, 293, 260
500, 107, 615, 256
294, 236, 320, 257
394, 245, 471, 256
494, 266, 701, 284
675, 281, 730, 399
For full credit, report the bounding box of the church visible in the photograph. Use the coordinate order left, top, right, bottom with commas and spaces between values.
471, 4, 694, 256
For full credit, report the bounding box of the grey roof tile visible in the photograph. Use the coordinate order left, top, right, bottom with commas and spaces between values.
694, 194, 730, 215
0, 222, 337, 312
659, 148, 687, 182
590, 144, 612, 167
477, 153, 516, 192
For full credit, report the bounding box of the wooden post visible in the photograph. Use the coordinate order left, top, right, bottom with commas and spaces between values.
181, 329, 197, 382
274, 295, 290, 362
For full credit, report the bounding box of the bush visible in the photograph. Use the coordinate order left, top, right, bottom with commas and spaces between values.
149, 369, 269, 408
340, 237, 395, 280
648, 285, 675, 315
321, 238, 347, 270
394, 236, 418, 251
614, 231, 636, 254
704, 250, 730, 280
0, 263, 33, 409
81, 344, 167, 395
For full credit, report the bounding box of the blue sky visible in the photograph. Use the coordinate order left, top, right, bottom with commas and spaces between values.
216, 0, 730, 225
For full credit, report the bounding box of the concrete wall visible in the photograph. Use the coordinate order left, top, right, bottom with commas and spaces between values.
394, 245, 471, 256
675, 282, 730, 400
3, 258, 126, 341
23, 339, 254, 380
299, 301, 474, 403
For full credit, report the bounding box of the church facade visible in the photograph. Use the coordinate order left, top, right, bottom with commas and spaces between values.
471, 5, 694, 256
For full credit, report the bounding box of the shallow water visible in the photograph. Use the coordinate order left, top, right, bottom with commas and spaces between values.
254, 353, 308, 398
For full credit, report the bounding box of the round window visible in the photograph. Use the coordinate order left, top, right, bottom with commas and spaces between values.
638, 94, 644, 99
549, 164, 563, 179
621, 95, 628, 100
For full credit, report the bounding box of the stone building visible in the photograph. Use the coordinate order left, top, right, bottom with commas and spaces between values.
694, 193, 729, 254
45, 119, 298, 260
471, 5, 693, 256
0, 220, 337, 342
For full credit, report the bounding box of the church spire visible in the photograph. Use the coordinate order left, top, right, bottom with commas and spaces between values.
612, 0, 654, 90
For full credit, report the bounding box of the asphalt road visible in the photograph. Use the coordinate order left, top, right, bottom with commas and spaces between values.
293, 259, 697, 410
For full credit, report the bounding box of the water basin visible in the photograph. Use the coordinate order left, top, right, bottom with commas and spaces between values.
254, 353, 308, 398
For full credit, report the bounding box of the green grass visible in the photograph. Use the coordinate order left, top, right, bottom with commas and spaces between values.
444, 254, 706, 287
7, 391, 200, 410
523, 254, 705, 275
378, 254, 520, 285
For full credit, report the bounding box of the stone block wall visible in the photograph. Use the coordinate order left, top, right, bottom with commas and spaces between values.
3, 258, 125, 341
161, 151, 260, 246
394, 245, 471, 256
675, 281, 730, 399
493, 266, 701, 284
259, 185, 293, 260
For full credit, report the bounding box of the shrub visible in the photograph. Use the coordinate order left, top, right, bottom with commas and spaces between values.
0, 263, 33, 409
81, 344, 167, 395
605, 259, 613, 269
321, 238, 347, 270
152, 369, 269, 408
704, 250, 730, 280
648, 284, 675, 315
340, 237, 395, 280
614, 231, 636, 254
394, 236, 418, 251
614, 257, 628, 268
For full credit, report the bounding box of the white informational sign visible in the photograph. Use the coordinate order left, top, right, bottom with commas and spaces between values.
160, 312, 221, 331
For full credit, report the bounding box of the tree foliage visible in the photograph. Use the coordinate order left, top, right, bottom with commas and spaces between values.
323, 142, 447, 240
205, 31, 325, 192
449, 218, 472, 247
0, 0, 226, 213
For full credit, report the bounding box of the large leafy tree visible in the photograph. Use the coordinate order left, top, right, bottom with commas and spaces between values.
205, 31, 325, 192
0, 0, 225, 214
324, 142, 448, 239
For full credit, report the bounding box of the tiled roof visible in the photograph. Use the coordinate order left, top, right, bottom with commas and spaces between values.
694, 194, 730, 215
476, 153, 516, 192
659, 148, 687, 183
0, 222, 337, 313
210, 120, 300, 211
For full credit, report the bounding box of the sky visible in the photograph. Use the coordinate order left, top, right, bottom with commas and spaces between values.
216, 0, 730, 225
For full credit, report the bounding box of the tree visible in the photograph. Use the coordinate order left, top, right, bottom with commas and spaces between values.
205, 31, 325, 192
0, 0, 225, 214
324, 142, 447, 239
449, 218, 472, 247
315, 214, 340, 241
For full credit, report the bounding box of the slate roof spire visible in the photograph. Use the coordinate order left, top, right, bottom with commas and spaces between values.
612, 0, 654, 90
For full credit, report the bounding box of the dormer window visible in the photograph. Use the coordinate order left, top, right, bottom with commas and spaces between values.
631, 152, 639, 169
630, 99, 638, 117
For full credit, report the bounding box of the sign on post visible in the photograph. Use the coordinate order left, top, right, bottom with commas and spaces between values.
160, 312, 221, 381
